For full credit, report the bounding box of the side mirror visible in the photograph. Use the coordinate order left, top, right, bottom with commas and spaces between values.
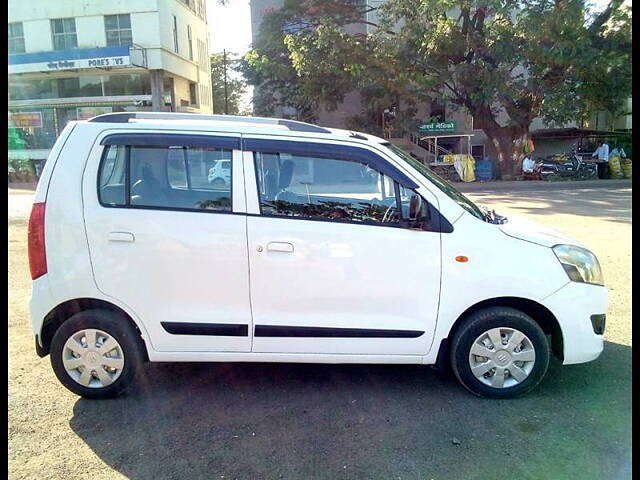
407, 194, 432, 230
409, 194, 423, 221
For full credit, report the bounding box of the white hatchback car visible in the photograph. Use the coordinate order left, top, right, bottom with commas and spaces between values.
207, 159, 231, 187
28, 112, 606, 399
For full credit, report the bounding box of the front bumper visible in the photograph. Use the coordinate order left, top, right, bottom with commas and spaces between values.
541, 281, 607, 365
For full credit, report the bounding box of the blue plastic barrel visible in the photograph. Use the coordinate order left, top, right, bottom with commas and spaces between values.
475, 158, 495, 181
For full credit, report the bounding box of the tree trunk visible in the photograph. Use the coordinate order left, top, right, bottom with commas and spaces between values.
482, 123, 530, 179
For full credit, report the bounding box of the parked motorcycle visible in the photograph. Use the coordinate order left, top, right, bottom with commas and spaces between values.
535, 149, 598, 181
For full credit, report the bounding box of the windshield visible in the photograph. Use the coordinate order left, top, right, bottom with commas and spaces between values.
383, 143, 486, 220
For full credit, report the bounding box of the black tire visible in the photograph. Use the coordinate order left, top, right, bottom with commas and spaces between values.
212, 178, 226, 189
50, 309, 145, 399
449, 307, 550, 399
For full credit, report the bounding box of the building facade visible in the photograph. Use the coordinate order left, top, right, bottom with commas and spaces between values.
9, 0, 213, 161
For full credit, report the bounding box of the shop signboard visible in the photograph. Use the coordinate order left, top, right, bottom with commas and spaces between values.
77, 106, 113, 121
9, 46, 131, 74
10, 112, 43, 128
417, 121, 456, 133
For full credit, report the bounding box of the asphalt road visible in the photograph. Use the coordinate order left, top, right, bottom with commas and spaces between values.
8, 180, 631, 480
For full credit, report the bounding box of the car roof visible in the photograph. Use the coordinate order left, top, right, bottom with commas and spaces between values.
84, 112, 388, 146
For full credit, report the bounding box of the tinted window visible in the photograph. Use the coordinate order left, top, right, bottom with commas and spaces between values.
253, 152, 401, 224
98, 143, 232, 212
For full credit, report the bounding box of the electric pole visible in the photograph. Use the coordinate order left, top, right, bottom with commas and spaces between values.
223, 49, 229, 115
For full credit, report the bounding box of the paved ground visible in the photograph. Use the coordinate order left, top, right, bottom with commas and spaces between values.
8, 180, 631, 480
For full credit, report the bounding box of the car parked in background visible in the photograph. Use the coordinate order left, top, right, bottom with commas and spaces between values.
207, 159, 231, 187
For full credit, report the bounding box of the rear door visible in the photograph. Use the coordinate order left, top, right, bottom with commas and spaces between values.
243, 138, 442, 356
83, 130, 252, 352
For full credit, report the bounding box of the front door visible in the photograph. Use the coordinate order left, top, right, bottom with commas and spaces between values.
82, 131, 252, 352
244, 138, 442, 355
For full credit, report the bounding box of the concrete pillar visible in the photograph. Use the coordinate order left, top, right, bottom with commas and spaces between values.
150, 70, 164, 112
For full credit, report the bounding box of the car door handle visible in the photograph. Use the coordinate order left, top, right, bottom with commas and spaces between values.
266, 242, 294, 253
108, 232, 135, 243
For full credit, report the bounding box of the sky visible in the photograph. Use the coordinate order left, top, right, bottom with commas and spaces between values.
206, 1, 254, 111
207, 1, 253, 55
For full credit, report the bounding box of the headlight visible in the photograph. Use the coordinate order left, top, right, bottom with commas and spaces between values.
553, 244, 604, 286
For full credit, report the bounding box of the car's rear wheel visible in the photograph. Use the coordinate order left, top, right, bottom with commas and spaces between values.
212, 178, 226, 189
50, 309, 144, 399
450, 307, 550, 398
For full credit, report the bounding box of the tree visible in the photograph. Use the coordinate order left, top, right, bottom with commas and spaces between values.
240, 1, 321, 121
282, 0, 631, 177
210, 51, 248, 115
576, 1, 632, 131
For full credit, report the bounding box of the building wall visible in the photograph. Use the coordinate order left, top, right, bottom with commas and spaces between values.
9, 0, 211, 112
156, 0, 211, 108
8, 0, 159, 23
9, 0, 213, 160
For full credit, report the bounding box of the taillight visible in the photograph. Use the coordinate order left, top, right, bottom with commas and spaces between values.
28, 203, 47, 280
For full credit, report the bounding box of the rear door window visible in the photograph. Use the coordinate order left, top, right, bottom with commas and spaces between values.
98, 136, 234, 212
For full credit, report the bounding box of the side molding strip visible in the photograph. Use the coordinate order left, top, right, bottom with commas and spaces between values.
254, 325, 424, 338
161, 322, 248, 336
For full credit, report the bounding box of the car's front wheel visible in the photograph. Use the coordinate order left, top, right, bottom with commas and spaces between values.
450, 307, 550, 398
50, 309, 144, 399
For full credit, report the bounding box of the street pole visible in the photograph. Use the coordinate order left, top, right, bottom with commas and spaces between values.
223, 49, 229, 115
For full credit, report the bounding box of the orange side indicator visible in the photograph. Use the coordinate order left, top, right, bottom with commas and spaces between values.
455, 256, 469, 263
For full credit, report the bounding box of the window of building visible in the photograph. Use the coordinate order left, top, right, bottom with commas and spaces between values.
51, 18, 77, 50
102, 73, 151, 96
471, 144, 485, 160
172, 15, 179, 53
197, 39, 210, 72
9, 22, 25, 54
253, 152, 406, 225
9, 74, 151, 100
105, 14, 132, 46
187, 25, 193, 60
98, 143, 233, 211
429, 99, 446, 122
9, 78, 55, 101
189, 83, 197, 105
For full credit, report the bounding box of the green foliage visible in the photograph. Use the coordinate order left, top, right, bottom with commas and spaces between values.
242, 0, 631, 175
210, 52, 248, 115
239, 1, 319, 121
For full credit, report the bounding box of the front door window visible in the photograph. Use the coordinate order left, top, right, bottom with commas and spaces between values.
253, 152, 402, 225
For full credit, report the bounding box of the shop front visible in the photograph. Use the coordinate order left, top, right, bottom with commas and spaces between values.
8, 45, 153, 162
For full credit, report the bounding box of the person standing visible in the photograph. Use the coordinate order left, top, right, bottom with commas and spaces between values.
592, 140, 610, 179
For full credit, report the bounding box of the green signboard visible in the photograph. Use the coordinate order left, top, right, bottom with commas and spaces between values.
417, 121, 456, 133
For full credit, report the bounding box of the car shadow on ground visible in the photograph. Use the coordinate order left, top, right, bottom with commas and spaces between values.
69, 341, 631, 480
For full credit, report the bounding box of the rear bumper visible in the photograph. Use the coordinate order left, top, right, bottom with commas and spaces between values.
35, 335, 48, 357
541, 282, 607, 365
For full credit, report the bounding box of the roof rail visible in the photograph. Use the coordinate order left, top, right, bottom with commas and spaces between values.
88, 112, 331, 134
